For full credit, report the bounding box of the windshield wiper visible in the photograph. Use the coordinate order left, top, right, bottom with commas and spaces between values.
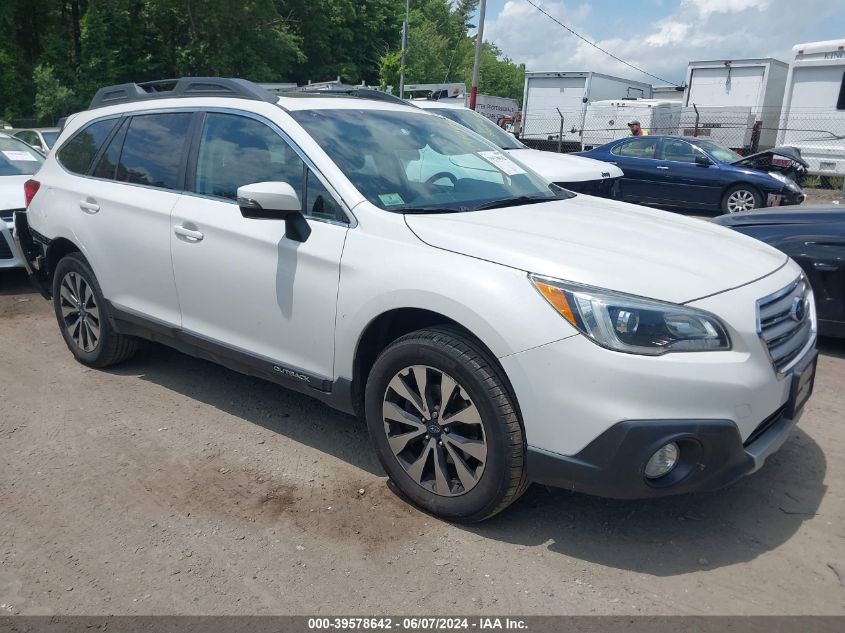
400, 206, 462, 214
473, 195, 553, 211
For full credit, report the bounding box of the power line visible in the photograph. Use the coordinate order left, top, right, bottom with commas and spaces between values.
523, 0, 681, 86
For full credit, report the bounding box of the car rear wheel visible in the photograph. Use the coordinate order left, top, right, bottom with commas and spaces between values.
53, 253, 139, 368
365, 326, 528, 522
722, 185, 762, 213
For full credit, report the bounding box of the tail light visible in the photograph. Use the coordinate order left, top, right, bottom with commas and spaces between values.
24, 179, 40, 208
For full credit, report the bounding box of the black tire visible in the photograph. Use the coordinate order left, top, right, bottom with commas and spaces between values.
721, 184, 762, 213
365, 326, 528, 522
52, 252, 139, 368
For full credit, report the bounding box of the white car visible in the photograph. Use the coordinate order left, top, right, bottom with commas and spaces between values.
16, 78, 817, 522
13, 128, 61, 154
413, 98, 623, 196
1, 133, 45, 268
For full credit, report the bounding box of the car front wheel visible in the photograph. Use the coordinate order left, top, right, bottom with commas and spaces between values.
365, 326, 528, 522
722, 185, 762, 213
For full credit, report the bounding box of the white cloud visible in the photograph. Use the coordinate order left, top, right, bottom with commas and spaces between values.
484, 0, 839, 85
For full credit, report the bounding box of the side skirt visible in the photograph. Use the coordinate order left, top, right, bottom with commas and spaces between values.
107, 303, 356, 415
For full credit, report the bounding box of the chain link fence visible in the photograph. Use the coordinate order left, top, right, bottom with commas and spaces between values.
515, 105, 845, 187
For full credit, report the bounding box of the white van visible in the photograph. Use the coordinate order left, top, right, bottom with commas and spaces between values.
779, 40, 845, 178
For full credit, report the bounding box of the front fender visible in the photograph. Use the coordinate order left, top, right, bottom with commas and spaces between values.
332, 226, 577, 381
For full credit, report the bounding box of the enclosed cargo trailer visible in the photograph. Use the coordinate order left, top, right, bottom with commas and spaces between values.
683, 58, 788, 149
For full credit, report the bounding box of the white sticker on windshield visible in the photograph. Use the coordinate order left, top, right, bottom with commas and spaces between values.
378, 193, 405, 206
477, 150, 526, 176
2, 150, 38, 162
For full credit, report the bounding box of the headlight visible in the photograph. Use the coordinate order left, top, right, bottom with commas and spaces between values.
767, 171, 794, 186
530, 275, 731, 355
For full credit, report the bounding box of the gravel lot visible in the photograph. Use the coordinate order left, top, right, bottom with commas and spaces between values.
1, 267, 843, 616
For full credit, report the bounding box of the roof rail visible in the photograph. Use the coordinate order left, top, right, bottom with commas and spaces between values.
295, 87, 409, 106
88, 77, 278, 110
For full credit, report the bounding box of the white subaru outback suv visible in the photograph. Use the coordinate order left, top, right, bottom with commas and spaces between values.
15, 78, 817, 522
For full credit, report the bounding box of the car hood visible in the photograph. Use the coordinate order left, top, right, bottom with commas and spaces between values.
503, 148, 623, 183
405, 195, 788, 304
712, 207, 845, 227
0, 175, 28, 212
731, 146, 809, 174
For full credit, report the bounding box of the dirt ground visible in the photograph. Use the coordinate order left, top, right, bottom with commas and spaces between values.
802, 188, 843, 206
1, 267, 844, 616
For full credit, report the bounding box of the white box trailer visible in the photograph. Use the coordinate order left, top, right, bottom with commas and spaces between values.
581, 99, 681, 148
683, 58, 788, 149
778, 39, 845, 178
652, 85, 686, 102
521, 71, 653, 146
679, 106, 756, 150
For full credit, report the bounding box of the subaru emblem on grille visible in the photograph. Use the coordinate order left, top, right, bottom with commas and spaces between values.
790, 297, 806, 322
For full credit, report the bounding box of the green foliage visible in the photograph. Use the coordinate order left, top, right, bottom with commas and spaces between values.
378, 0, 525, 103
0, 0, 523, 121
33, 65, 76, 123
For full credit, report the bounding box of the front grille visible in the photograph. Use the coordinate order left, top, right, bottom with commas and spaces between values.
0, 208, 20, 222
0, 233, 13, 259
756, 277, 815, 373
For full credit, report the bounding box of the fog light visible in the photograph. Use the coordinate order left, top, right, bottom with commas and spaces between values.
644, 442, 679, 479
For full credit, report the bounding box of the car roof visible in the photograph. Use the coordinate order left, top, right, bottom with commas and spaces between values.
412, 99, 467, 111
277, 93, 425, 113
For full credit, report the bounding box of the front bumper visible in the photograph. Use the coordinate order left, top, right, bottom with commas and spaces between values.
527, 348, 816, 498
1, 218, 24, 269
766, 186, 805, 207
502, 260, 817, 498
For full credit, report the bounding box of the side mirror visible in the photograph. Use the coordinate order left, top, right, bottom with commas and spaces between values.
237, 181, 311, 243
695, 155, 713, 167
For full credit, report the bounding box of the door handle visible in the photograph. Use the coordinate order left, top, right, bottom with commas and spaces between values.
174, 225, 204, 242
656, 166, 669, 170
79, 200, 100, 214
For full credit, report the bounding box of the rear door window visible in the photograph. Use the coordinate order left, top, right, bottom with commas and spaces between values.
612, 138, 659, 159
116, 113, 192, 190
57, 118, 118, 175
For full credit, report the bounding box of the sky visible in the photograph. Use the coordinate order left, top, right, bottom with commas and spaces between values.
477, 0, 845, 86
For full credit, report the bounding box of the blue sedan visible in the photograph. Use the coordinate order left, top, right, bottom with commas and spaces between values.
579, 136, 807, 213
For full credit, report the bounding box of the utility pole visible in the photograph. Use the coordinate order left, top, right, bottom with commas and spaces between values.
469, 0, 487, 110
399, 0, 410, 99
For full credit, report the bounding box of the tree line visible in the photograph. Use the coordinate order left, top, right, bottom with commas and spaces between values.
0, 0, 526, 124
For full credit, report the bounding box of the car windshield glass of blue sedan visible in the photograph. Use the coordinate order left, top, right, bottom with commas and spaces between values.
290, 108, 557, 212
696, 140, 742, 164
0, 137, 45, 175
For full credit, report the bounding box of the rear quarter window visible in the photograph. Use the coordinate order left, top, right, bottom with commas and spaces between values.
57, 118, 119, 175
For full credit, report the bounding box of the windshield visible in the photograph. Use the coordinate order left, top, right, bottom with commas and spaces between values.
42, 131, 59, 148
0, 136, 45, 176
695, 140, 742, 164
429, 107, 524, 150
291, 108, 557, 213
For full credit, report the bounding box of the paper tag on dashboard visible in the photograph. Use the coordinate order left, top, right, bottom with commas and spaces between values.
2, 150, 38, 162
378, 193, 405, 206
477, 151, 526, 176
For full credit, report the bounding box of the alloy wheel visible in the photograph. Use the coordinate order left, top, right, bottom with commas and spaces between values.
59, 272, 100, 352
382, 365, 487, 497
726, 189, 757, 213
